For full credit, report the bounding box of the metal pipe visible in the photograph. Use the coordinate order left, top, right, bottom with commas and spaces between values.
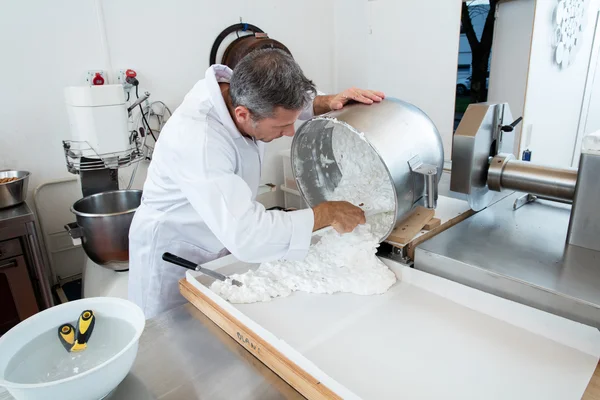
488, 154, 578, 202
501, 162, 577, 201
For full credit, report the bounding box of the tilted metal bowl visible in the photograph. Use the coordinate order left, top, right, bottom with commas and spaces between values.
291, 98, 444, 241
0, 170, 30, 209
67, 190, 142, 268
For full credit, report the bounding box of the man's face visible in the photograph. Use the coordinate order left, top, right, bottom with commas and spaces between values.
234, 106, 302, 143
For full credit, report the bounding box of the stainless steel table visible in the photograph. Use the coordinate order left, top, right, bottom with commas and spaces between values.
0, 203, 53, 309
1, 304, 303, 400
415, 192, 600, 329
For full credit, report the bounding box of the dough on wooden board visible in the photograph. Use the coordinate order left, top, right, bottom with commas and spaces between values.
211, 224, 397, 303
211, 125, 397, 303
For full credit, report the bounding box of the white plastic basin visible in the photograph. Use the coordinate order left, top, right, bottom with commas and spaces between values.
0, 297, 145, 400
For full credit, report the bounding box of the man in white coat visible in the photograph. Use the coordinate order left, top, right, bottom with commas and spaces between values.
129, 49, 385, 318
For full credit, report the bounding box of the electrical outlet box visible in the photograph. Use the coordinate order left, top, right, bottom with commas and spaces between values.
86, 70, 105, 85
117, 69, 131, 90
117, 69, 138, 92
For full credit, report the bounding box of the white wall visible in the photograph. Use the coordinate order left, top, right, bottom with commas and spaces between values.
580, 34, 600, 142
0, 0, 335, 206
583, 50, 600, 133
0, 1, 104, 191
522, 0, 600, 167
333, 0, 370, 91
334, 0, 463, 161
574, 10, 600, 166
488, 0, 536, 154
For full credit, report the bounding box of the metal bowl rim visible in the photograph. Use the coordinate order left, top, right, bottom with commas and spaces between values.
291, 116, 398, 241
71, 189, 142, 218
0, 170, 30, 184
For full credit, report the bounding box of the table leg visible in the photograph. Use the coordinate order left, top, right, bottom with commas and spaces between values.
25, 221, 53, 308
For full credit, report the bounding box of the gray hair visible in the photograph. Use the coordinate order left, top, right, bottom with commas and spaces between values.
229, 48, 316, 120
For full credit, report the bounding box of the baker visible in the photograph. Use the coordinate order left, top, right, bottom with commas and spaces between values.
129, 48, 385, 318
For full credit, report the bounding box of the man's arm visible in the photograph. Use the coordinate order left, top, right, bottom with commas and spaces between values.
165, 126, 364, 263
313, 88, 385, 116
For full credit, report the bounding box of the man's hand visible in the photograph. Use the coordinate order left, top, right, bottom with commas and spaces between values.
313, 201, 366, 234
330, 88, 385, 110
313, 88, 385, 115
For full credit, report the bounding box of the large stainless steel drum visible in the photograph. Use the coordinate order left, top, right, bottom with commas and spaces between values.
291, 98, 444, 240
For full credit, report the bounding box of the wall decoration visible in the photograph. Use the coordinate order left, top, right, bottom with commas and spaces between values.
553, 0, 587, 68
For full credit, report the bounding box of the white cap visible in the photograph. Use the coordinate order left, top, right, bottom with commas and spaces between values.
582, 131, 600, 155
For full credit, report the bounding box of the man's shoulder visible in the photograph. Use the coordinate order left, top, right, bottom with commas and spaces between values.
177, 80, 212, 116
161, 113, 230, 147
156, 77, 235, 156
159, 109, 235, 159
163, 84, 222, 134
175, 81, 227, 128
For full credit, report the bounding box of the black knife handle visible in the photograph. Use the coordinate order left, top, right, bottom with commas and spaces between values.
162, 252, 198, 270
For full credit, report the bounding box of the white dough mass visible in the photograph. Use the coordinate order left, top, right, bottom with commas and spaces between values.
328, 124, 396, 239
210, 225, 397, 303
210, 125, 398, 304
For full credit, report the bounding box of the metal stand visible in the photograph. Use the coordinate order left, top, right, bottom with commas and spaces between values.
409, 155, 438, 209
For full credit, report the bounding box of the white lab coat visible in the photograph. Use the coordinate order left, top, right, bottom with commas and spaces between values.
128, 65, 315, 318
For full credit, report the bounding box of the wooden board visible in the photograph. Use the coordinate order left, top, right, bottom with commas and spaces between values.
185, 289, 600, 399
584, 363, 600, 399
406, 208, 475, 260
387, 206, 435, 243
384, 196, 475, 260
179, 279, 342, 400
423, 218, 441, 230
181, 257, 600, 400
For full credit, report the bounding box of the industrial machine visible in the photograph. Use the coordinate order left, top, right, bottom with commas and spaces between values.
295, 99, 600, 329
414, 102, 600, 328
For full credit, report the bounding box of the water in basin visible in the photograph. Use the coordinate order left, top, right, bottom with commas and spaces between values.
5, 316, 136, 384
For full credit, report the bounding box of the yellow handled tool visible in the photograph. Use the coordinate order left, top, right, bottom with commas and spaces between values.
57, 323, 76, 352
57, 310, 96, 353
75, 310, 95, 346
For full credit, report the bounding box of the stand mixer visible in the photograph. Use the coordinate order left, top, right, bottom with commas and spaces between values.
62, 84, 156, 299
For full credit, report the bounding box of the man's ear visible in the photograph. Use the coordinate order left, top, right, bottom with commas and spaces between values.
234, 106, 251, 124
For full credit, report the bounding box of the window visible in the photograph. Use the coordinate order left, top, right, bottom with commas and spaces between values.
455, 0, 494, 130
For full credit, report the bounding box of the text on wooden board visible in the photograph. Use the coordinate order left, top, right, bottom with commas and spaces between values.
237, 331, 262, 354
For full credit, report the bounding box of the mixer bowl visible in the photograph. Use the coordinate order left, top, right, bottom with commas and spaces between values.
0, 170, 30, 209
0, 297, 145, 400
67, 190, 142, 268
291, 98, 444, 241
